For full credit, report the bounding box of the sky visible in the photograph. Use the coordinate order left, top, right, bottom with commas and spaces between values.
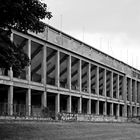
43, 0, 140, 70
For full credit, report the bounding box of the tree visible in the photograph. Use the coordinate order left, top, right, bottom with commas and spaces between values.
0, 0, 52, 76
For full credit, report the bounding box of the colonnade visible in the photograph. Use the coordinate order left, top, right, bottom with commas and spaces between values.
0, 30, 140, 118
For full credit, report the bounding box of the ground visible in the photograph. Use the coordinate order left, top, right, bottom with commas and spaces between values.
0, 121, 140, 140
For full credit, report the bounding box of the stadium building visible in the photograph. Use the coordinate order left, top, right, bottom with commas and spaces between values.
0, 24, 140, 120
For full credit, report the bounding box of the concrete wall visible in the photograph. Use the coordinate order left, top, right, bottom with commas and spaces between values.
30, 25, 140, 80
56, 112, 127, 122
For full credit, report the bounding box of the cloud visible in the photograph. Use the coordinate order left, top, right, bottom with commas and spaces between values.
47, 0, 140, 37
44, 0, 140, 69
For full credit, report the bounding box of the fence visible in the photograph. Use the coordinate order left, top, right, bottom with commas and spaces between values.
0, 103, 55, 119
0, 103, 8, 116
0, 103, 128, 122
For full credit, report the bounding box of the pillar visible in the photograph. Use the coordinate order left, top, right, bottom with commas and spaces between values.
68, 55, 71, 90
78, 60, 82, 92
135, 106, 137, 116
137, 107, 139, 116
129, 79, 132, 117
96, 100, 99, 115
78, 97, 82, 113
55, 51, 60, 87
55, 93, 60, 113
135, 81, 139, 103
96, 66, 99, 96
111, 103, 114, 116
103, 101, 107, 116
8, 67, 13, 80
26, 39, 31, 81
110, 72, 113, 98
87, 99, 91, 114
9, 33, 13, 80
117, 74, 119, 99
8, 85, 13, 115
137, 82, 140, 104
103, 69, 106, 97
42, 45, 46, 85
26, 88, 31, 116
41, 91, 47, 108
135, 81, 137, 116
88, 63, 91, 94
123, 75, 127, 117
117, 104, 120, 117
135, 81, 137, 102
129, 79, 132, 102
67, 95, 71, 113
122, 105, 125, 117
130, 105, 132, 117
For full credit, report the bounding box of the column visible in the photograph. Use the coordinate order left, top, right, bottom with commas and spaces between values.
87, 99, 91, 114
88, 63, 91, 94
135, 81, 137, 102
96, 100, 99, 115
129, 79, 132, 102
103, 101, 107, 116
117, 104, 120, 117
137, 82, 140, 104
9, 32, 13, 80
117, 74, 119, 99
96, 66, 99, 96
129, 79, 132, 117
8, 67, 13, 81
67, 95, 71, 113
8, 85, 13, 115
10, 31, 14, 41
26, 39, 31, 81
42, 45, 46, 85
135, 106, 137, 116
26, 88, 31, 116
55, 51, 60, 87
103, 69, 106, 97
41, 91, 47, 108
111, 103, 114, 116
129, 105, 132, 117
55, 93, 60, 113
46, 26, 49, 41
122, 105, 125, 117
138, 107, 139, 116
110, 72, 113, 98
78, 60, 82, 92
123, 75, 127, 117
135, 81, 137, 116
68, 55, 71, 90
78, 97, 82, 113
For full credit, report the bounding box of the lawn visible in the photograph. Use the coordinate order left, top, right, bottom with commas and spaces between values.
0, 121, 140, 140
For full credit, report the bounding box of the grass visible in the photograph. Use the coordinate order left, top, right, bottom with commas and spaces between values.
0, 121, 140, 140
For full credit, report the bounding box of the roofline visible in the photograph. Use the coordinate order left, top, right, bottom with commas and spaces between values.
11, 25, 140, 73
46, 24, 140, 73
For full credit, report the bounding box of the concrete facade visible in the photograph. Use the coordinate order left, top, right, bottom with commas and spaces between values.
0, 24, 140, 119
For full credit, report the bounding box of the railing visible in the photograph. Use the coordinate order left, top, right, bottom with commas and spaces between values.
13, 103, 26, 116
0, 103, 8, 116
0, 103, 55, 119
0, 103, 127, 122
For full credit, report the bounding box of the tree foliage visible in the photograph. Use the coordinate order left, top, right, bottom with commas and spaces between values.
0, 29, 30, 76
0, 0, 52, 32
0, 0, 52, 76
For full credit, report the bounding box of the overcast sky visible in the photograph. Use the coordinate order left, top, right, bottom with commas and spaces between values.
43, 0, 140, 69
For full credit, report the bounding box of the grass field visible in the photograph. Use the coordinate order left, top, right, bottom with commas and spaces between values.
0, 121, 140, 140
